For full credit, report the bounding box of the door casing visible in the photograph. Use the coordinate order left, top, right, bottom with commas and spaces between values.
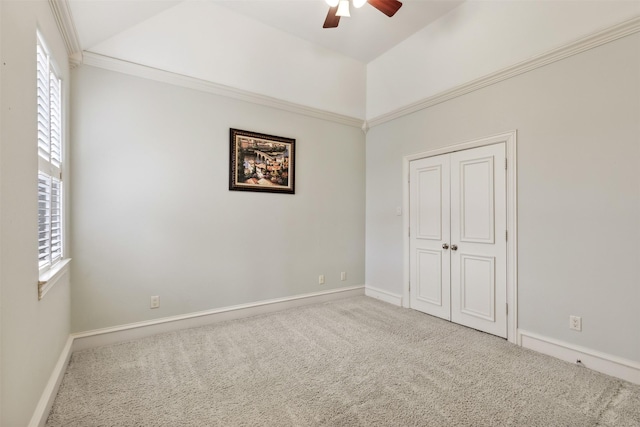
402, 131, 518, 343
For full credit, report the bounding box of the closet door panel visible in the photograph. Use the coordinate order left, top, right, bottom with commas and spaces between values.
409, 154, 451, 320
450, 143, 507, 338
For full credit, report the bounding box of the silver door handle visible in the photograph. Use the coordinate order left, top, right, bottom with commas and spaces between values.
451, 244, 458, 251
442, 243, 449, 250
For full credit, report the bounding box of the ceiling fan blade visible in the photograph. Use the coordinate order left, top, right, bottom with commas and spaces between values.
323, 6, 340, 28
368, 0, 402, 17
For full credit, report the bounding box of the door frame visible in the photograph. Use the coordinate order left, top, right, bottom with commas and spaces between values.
402, 131, 518, 343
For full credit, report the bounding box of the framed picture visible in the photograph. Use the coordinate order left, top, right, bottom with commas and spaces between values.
229, 128, 296, 194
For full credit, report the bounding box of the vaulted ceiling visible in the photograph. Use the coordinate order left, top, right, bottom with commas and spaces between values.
68, 0, 465, 63
61, 0, 640, 121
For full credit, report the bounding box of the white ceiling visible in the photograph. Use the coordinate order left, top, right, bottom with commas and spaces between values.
69, 0, 465, 63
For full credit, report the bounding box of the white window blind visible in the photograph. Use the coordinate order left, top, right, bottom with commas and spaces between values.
37, 34, 64, 273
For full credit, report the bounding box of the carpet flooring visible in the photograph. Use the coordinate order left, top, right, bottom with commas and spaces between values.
46, 296, 640, 426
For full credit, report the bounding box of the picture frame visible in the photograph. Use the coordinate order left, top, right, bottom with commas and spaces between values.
229, 128, 296, 194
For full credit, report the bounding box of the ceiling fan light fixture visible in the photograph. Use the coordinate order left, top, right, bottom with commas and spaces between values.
322, 0, 402, 28
325, 0, 339, 7
336, 0, 350, 17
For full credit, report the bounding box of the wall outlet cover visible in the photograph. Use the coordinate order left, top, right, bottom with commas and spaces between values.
569, 315, 582, 331
150, 296, 160, 309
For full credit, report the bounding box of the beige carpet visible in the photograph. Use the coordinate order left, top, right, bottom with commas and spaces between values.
46, 296, 640, 426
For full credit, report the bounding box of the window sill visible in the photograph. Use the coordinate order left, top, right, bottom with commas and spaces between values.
38, 258, 71, 300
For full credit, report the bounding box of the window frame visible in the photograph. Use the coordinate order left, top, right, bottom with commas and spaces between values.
36, 31, 68, 299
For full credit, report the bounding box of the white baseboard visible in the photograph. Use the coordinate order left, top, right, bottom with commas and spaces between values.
31, 287, 363, 425
28, 293, 638, 426
28, 336, 74, 427
72, 286, 364, 352
365, 285, 403, 306
28, 286, 364, 427
518, 329, 640, 385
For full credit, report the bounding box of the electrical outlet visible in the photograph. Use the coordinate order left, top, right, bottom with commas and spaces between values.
150, 295, 160, 309
569, 315, 581, 331
340, 272, 347, 281
318, 275, 325, 285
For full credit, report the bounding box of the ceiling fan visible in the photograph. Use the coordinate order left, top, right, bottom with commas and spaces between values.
323, 0, 403, 28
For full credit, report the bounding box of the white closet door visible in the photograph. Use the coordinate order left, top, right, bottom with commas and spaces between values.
409, 154, 451, 320
409, 143, 507, 338
450, 143, 507, 338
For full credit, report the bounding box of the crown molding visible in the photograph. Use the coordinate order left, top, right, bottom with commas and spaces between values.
367, 15, 640, 128
53, 4, 637, 129
81, 52, 364, 128
48, 0, 83, 68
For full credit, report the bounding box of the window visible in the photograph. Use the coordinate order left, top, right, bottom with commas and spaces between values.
37, 34, 64, 276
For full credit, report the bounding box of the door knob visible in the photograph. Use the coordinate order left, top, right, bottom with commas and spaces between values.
451, 244, 458, 251
442, 243, 449, 250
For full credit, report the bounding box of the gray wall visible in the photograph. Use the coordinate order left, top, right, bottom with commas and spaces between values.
70, 66, 365, 332
0, 1, 72, 425
366, 33, 640, 362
